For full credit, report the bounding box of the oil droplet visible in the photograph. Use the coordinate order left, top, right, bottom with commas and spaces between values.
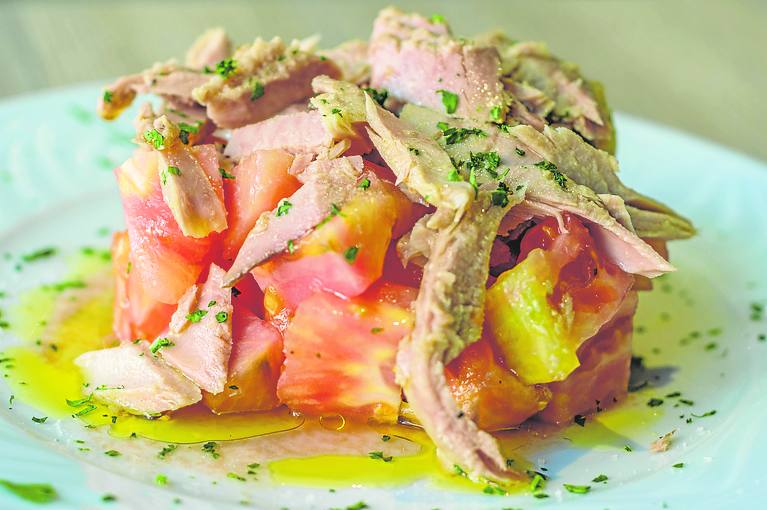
319, 414, 346, 431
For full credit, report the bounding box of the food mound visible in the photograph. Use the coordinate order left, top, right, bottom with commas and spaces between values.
78, 6, 694, 483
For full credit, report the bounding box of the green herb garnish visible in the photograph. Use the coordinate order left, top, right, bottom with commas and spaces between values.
215, 311, 228, 323
344, 246, 359, 263
186, 310, 208, 323
21, 247, 57, 263
143, 129, 165, 150
0, 480, 58, 503
150, 337, 175, 354
276, 200, 292, 217
563, 483, 591, 494
250, 80, 265, 101
368, 451, 392, 462
362, 87, 388, 106
436, 89, 458, 114
215, 58, 237, 78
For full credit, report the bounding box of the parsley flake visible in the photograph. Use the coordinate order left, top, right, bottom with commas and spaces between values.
368, 451, 392, 462
362, 87, 388, 106
143, 129, 165, 150
150, 337, 175, 354
250, 80, 265, 101
563, 483, 591, 494
0, 480, 58, 503
219, 168, 236, 179
215, 311, 229, 323
358, 177, 371, 190
344, 246, 359, 263
592, 474, 608, 483
215, 58, 237, 78
276, 200, 292, 217
186, 309, 208, 323
103, 90, 113, 103
436, 122, 486, 145
436, 89, 459, 114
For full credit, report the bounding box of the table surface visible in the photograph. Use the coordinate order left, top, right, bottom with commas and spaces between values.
1, 0, 764, 162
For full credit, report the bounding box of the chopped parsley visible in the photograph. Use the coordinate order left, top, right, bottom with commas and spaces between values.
462, 151, 501, 178
66, 395, 92, 407
573, 414, 586, 426
287, 240, 296, 254
371, 327, 384, 334
215, 311, 229, 323
381, 434, 391, 442
276, 199, 292, 217
368, 451, 392, 462
535, 160, 567, 189
429, 14, 446, 24
490, 105, 503, 122
250, 80, 265, 101
219, 168, 236, 179
647, 398, 664, 407
102, 494, 117, 503
215, 58, 237, 78
592, 474, 608, 483
0, 480, 58, 503
672, 462, 685, 468
563, 483, 591, 494
515, 147, 526, 156
447, 167, 462, 182
358, 177, 371, 190
331, 108, 343, 117
207, 300, 217, 307
103, 90, 113, 103
408, 147, 421, 156
436, 89, 459, 114
344, 246, 359, 263
155, 474, 168, 486
362, 87, 388, 106
143, 129, 165, 150
31, 416, 48, 424
186, 309, 208, 323
624, 445, 633, 452
453, 464, 467, 477
691, 410, 717, 418
158, 444, 177, 459
436, 122, 486, 145
21, 247, 57, 262
104, 450, 121, 457
491, 182, 510, 207
150, 337, 175, 354
202, 441, 220, 459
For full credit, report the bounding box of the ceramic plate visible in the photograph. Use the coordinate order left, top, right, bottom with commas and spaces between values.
0, 83, 766, 510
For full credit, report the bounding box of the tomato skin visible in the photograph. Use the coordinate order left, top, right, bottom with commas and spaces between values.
116, 148, 215, 304
277, 283, 416, 422
202, 304, 283, 414
537, 292, 636, 424
446, 338, 551, 431
110, 231, 175, 342
222, 149, 301, 261
252, 176, 405, 312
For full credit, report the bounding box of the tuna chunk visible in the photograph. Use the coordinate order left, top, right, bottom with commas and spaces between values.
223, 156, 367, 286
192, 37, 341, 128
478, 32, 615, 153
225, 110, 333, 160
399, 104, 694, 241
396, 192, 524, 482
310, 75, 374, 155
185, 28, 231, 70
98, 63, 209, 121
365, 95, 473, 216
320, 40, 371, 84
160, 264, 233, 395
75, 343, 201, 415
369, 7, 505, 123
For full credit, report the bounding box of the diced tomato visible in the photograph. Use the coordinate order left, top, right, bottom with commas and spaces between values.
446, 338, 551, 431
116, 148, 216, 304
252, 176, 406, 312
110, 231, 175, 341
537, 294, 636, 424
277, 283, 416, 422
222, 149, 301, 261
485, 213, 634, 384
202, 304, 283, 414
362, 160, 429, 238
381, 243, 423, 288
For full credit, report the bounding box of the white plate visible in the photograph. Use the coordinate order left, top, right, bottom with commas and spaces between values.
1, 83, 766, 509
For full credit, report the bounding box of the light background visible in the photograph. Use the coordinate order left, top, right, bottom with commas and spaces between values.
1, 0, 764, 161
